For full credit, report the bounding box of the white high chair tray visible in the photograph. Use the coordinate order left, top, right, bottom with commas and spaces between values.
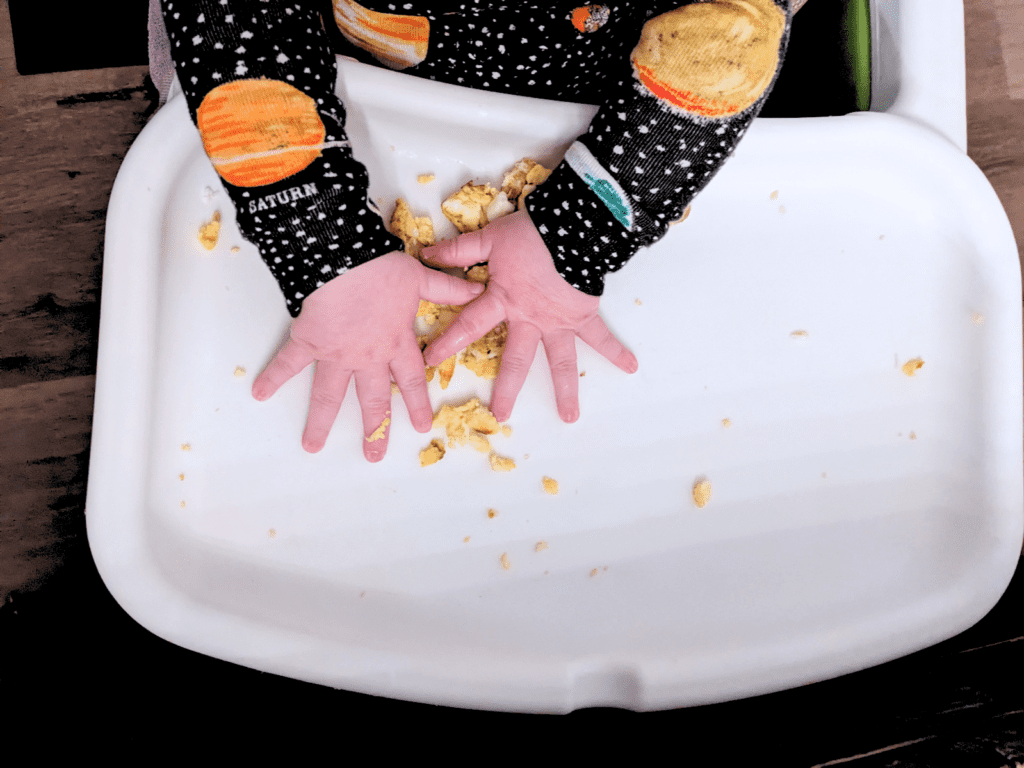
88, 61, 1021, 712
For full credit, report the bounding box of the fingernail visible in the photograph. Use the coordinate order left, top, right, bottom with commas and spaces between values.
469, 283, 485, 294
564, 408, 579, 423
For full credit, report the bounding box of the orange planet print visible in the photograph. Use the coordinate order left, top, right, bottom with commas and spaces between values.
333, 0, 429, 70
631, 0, 786, 118
197, 79, 326, 187
571, 5, 610, 33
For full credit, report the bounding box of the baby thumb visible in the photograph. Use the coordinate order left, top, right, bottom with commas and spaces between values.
420, 265, 486, 307
421, 228, 489, 268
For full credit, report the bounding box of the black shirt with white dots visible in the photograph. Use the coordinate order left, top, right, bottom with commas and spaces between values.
162, 0, 791, 314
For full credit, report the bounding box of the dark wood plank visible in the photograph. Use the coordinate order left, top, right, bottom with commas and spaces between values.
0, 1, 156, 599
0, 376, 94, 598
0, 1, 156, 391
965, 0, 1024, 272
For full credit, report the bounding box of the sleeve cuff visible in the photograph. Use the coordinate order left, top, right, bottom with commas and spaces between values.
228, 158, 404, 317
524, 156, 645, 297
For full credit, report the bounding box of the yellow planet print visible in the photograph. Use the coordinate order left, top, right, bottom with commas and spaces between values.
631, 0, 786, 118
333, 0, 430, 70
197, 79, 327, 187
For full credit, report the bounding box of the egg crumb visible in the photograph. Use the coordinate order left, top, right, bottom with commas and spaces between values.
722, 418, 732, 428
542, 476, 559, 494
692, 478, 712, 508
972, 312, 984, 325
468, 432, 492, 453
181, 443, 191, 451
770, 190, 779, 200
234, 366, 246, 377
500, 553, 510, 570
433, 398, 502, 445
487, 508, 498, 519
418, 438, 446, 466
790, 330, 808, 339
269, 529, 276, 538
441, 182, 501, 233
535, 542, 548, 552
417, 173, 435, 184
420, 400, 514, 467
178, 473, 185, 481
464, 536, 471, 543
366, 417, 390, 442
230, 245, 241, 254
462, 322, 507, 380
179, 501, 186, 508
198, 211, 221, 250
669, 204, 691, 226
465, 264, 489, 283
489, 453, 516, 472
901, 357, 925, 376
500, 158, 551, 208
390, 198, 435, 259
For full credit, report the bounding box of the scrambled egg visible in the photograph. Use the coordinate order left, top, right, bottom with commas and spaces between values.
901, 358, 925, 376
418, 438, 446, 466
366, 416, 390, 442
441, 182, 501, 233
488, 453, 516, 472
390, 197, 435, 259
198, 211, 221, 250
692, 478, 712, 508
501, 158, 552, 210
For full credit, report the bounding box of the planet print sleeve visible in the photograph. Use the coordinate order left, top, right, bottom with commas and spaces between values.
161, 0, 403, 317
525, 0, 792, 296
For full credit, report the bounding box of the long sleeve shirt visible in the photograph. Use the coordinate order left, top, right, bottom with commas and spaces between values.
161, 0, 791, 316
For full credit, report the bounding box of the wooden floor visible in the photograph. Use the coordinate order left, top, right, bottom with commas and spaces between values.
1, 1, 1022, 761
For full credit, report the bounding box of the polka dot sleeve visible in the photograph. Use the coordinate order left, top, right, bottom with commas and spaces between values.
526, 0, 792, 296
161, 0, 403, 317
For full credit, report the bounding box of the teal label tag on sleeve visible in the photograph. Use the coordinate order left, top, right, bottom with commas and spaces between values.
564, 141, 634, 230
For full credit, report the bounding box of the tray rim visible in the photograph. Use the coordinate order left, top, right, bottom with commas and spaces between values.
86, 89, 1022, 712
